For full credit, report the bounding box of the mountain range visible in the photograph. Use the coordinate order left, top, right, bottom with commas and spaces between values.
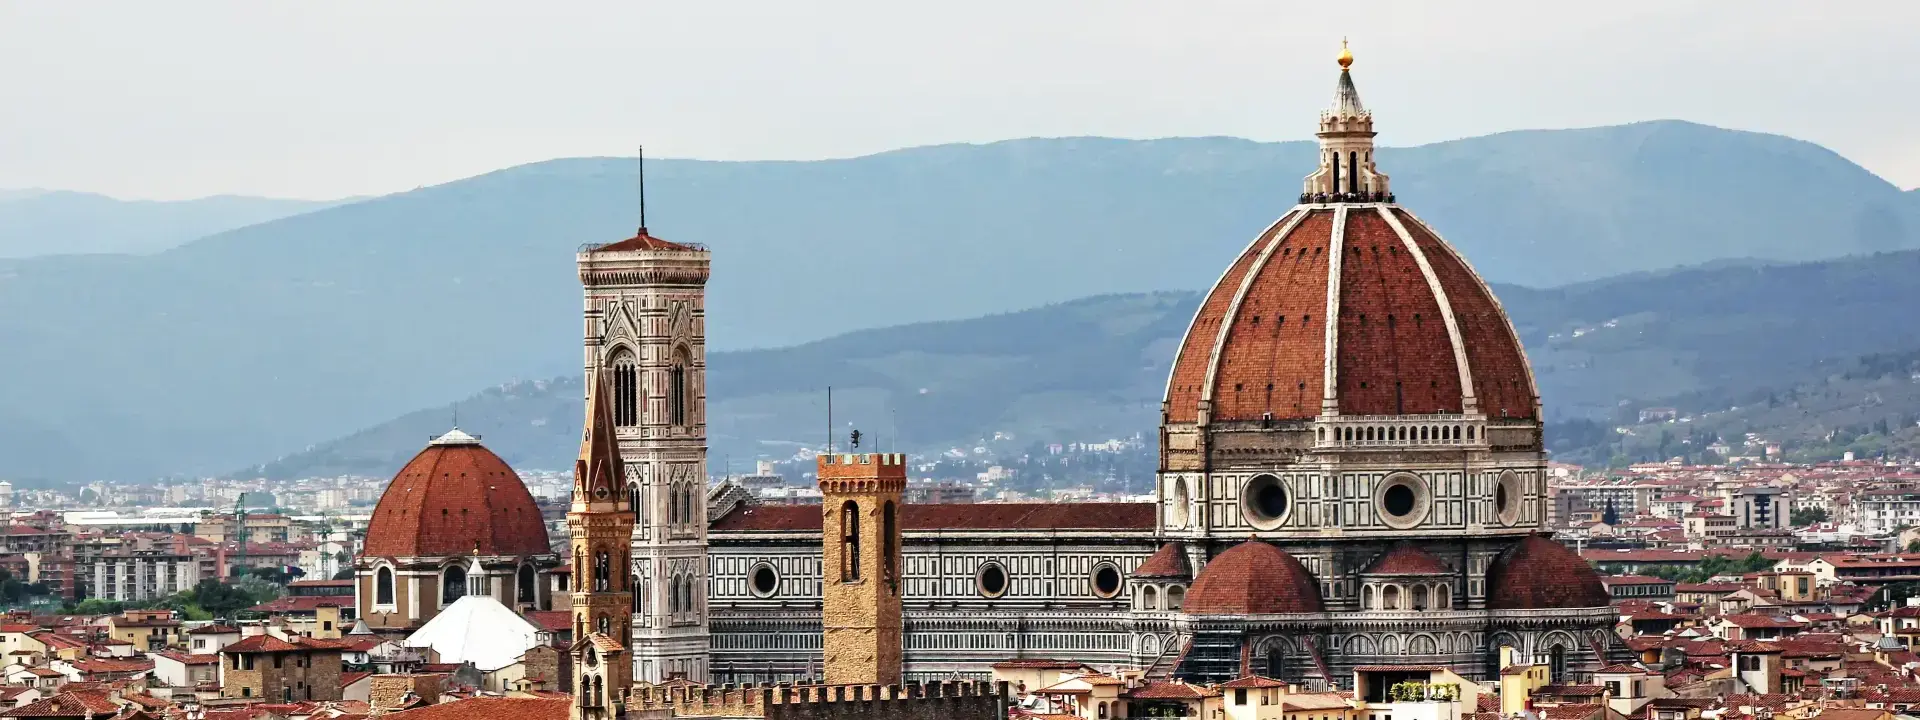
255, 244, 1920, 478
3, 120, 1919, 483
0, 190, 345, 258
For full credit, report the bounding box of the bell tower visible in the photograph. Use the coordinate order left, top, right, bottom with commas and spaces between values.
570, 372, 634, 720
578, 215, 712, 682
817, 452, 906, 686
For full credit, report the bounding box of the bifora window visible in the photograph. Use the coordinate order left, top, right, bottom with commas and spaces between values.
977, 561, 1009, 598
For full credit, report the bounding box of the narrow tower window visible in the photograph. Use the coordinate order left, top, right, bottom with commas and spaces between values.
1349, 151, 1359, 193
668, 346, 691, 427
610, 349, 639, 427
882, 500, 899, 585
517, 564, 536, 604
375, 567, 394, 605
1331, 153, 1341, 195
841, 500, 862, 582
594, 551, 611, 592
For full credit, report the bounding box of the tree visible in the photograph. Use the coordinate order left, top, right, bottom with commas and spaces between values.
1791, 507, 1831, 526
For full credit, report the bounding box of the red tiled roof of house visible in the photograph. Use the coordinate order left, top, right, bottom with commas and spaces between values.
1539, 704, 1606, 720
1125, 681, 1216, 699
71, 659, 151, 674
522, 611, 571, 633
246, 596, 345, 614
1719, 614, 1804, 629
153, 651, 218, 666
188, 625, 240, 635
711, 502, 1155, 532
378, 697, 567, 720
1219, 675, 1288, 688
340, 671, 373, 688
1, 690, 120, 718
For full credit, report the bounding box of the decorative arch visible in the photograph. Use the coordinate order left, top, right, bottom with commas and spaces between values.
1342, 634, 1375, 656
839, 500, 862, 582
1141, 585, 1159, 610
1408, 634, 1438, 656
441, 565, 467, 605
1165, 585, 1185, 610
1379, 634, 1402, 655
516, 564, 537, 604
668, 344, 693, 427
607, 346, 641, 427
374, 565, 395, 606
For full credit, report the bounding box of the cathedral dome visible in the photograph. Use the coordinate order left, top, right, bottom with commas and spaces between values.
1163, 51, 1536, 427
362, 429, 552, 558
1484, 534, 1609, 610
1183, 540, 1323, 615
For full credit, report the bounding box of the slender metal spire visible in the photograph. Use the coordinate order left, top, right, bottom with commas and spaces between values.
637, 144, 648, 233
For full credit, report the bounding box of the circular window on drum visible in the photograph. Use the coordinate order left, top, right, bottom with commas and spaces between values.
1374, 472, 1431, 530
1241, 474, 1292, 530
977, 561, 1010, 599
1495, 470, 1524, 526
1091, 562, 1122, 599
748, 562, 780, 598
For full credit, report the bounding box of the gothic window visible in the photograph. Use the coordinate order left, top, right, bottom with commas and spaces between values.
442, 566, 467, 605
668, 346, 691, 427
594, 551, 611, 592
375, 567, 394, 605
610, 349, 639, 427
882, 501, 898, 584
1549, 645, 1568, 682
593, 677, 604, 708
631, 575, 642, 613
840, 501, 862, 583
597, 614, 611, 636
629, 483, 642, 523
517, 565, 536, 604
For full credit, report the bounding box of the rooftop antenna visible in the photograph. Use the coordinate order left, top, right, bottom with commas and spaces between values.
637, 144, 648, 234
826, 386, 833, 455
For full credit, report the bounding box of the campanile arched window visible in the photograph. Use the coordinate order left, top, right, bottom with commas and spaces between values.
668, 346, 691, 427
609, 348, 639, 427
840, 500, 862, 582
375, 567, 394, 605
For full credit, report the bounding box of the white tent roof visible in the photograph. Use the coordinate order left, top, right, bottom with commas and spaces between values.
403, 595, 545, 672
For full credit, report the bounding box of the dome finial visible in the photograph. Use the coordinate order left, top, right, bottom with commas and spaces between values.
1337, 37, 1353, 69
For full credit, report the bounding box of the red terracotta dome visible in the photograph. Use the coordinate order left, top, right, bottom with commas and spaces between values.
1183, 540, 1323, 615
1164, 205, 1536, 423
362, 428, 552, 558
1362, 543, 1451, 576
1484, 534, 1609, 610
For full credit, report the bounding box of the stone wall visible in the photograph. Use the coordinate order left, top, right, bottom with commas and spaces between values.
629, 680, 1008, 720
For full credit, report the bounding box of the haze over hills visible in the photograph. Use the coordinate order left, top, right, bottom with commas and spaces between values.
4, 120, 1920, 483
0, 190, 349, 257
250, 247, 1920, 479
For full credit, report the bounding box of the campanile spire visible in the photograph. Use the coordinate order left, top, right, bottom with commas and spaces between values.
1302, 39, 1391, 201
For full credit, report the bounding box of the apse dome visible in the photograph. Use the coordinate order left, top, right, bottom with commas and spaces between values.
362, 428, 551, 558
1484, 534, 1610, 610
1183, 540, 1323, 615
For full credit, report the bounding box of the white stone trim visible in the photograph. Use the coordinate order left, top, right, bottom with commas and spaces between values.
1198, 208, 1313, 409
1397, 213, 1542, 417
1378, 206, 1477, 414
1320, 206, 1348, 415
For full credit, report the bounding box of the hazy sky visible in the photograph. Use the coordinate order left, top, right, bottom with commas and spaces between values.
4, 2, 1917, 200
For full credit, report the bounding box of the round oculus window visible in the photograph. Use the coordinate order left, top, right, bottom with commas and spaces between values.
978, 562, 1009, 598
749, 563, 779, 598
1375, 473, 1430, 530
1241, 474, 1291, 529
1495, 470, 1524, 526
1092, 563, 1122, 599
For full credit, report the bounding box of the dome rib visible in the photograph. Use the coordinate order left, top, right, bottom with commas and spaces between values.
1395, 210, 1539, 419
1377, 206, 1477, 414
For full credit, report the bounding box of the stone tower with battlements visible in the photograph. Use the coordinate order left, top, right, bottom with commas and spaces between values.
570, 372, 634, 720
817, 453, 906, 687
578, 224, 712, 683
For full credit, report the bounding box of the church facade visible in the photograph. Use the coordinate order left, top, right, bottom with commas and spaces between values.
571, 46, 1620, 688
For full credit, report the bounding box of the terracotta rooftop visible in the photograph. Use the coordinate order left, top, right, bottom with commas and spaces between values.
1132, 542, 1192, 579
711, 502, 1155, 532
1486, 535, 1610, 610
1184, 541, 1322, 615
1363, 544, 1451, 575
0, 690, 120, 718
589, 230, 700, 254
378, 696, 567, 720
361, 432, 550, 558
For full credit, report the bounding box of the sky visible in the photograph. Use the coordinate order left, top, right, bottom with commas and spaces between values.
3, 2, 1917, 201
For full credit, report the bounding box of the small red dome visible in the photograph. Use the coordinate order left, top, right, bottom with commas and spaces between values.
1485, 535, 1609, 610
362, 429, 551, 558
1362, 544, 1451, 576
1184, 541, 1323, 615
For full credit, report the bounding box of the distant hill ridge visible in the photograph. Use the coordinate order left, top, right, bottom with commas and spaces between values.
0, 189, 347, 257
5, 121, 1920, 482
